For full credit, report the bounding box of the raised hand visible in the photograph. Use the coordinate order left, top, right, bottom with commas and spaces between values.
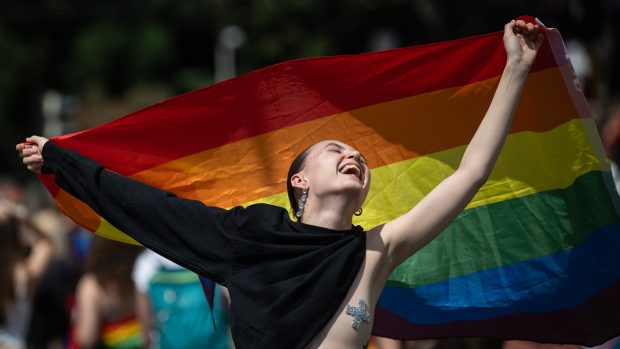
16, 135, 49, 174
503, 19, 544, 68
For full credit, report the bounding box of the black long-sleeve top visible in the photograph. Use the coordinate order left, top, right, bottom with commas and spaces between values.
41, 140, 366, 349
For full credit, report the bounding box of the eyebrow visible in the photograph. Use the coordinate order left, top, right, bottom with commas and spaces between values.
323, 143, 368, 164
324, 142, 345, 150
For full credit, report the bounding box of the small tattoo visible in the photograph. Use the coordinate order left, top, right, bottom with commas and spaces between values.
345, 298, 371, 330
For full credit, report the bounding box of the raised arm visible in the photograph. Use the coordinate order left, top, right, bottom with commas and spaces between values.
375, 20, 545, 271
17, 136, 243, 284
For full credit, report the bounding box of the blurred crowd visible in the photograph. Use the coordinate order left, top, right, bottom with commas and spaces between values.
0, 180, 233, 349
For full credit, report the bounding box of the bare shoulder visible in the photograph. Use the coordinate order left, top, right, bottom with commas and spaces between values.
76, 273, 101, 298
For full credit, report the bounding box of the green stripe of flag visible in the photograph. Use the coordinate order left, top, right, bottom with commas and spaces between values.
387, 170, 620, 288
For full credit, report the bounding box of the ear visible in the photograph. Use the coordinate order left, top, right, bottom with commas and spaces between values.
290, 172, 308, 191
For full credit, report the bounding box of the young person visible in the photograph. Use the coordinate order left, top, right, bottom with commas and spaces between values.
71, 236, 143, 349
16, 19, 543, 349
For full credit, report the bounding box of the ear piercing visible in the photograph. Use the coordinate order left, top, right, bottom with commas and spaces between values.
296, 187, 308, 220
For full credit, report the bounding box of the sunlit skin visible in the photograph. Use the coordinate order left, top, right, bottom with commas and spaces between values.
18, 19, 543, 349
291, 140, 371, 230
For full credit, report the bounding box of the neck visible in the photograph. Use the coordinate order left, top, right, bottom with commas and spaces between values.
300, 194, 357, 230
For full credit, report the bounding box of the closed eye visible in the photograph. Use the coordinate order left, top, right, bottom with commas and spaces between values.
324, 143, 344, 153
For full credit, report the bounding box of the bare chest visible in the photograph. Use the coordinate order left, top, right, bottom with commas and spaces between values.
305, 244, 389, 349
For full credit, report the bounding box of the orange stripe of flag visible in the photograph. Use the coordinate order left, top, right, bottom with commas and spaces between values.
129, 66, 578, 207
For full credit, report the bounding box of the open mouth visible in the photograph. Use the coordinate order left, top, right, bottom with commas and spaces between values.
339, 163, 362, 181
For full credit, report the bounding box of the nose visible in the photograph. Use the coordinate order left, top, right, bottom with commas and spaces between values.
345, 150, 360, 160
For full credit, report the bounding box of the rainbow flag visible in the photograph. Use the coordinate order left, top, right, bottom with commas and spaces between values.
100, 316, 142, 349
40, 18, 620, 345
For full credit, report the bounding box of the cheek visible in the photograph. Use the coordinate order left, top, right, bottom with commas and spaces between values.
305, 162, 334, 186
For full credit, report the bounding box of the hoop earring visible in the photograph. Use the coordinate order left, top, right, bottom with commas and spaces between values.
354, 208, 363, 216
295, 187, 308, 220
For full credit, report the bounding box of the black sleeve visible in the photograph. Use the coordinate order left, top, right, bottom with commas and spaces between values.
41, 141, 244, 285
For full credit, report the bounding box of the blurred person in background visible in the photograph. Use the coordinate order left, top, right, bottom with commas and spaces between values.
26, 207, 84, 349
0, 199, 53, 349
70, 236, 143, 349
132, 249, 232, 349
603, 101, 620, 192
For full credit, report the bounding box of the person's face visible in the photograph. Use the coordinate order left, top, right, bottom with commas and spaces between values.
293, 140, 371, 208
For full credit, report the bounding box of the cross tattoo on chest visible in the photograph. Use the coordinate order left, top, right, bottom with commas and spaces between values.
345, 298, 371, 330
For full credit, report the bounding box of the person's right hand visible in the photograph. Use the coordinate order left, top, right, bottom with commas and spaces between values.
16, 135, 49, 174
503, 19, 544, 69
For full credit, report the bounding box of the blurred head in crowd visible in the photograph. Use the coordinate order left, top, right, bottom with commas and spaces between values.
85, 236, 143, 298
0, 203, 29, 325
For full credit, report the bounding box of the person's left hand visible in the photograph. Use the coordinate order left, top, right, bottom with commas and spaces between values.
503, 19, 544, 68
